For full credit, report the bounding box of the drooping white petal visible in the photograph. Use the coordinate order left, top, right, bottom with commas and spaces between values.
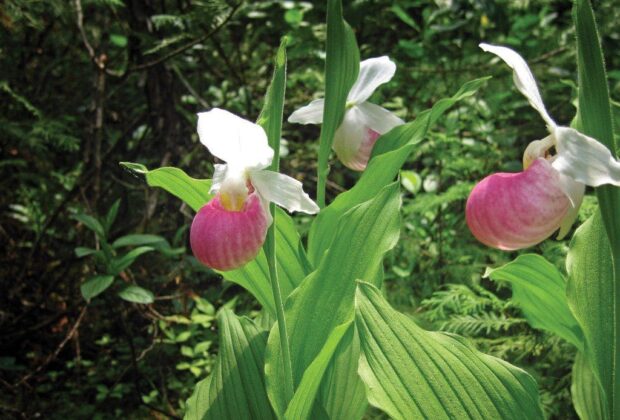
197, 108, 273, 170
556, 174, 585, 239
479, 43, 556, 130
249, 170, 319, 214
347, 56, 396, 105
552, 126, 620, 186
356, 102, 404, 135
210, 163, 227, 194
332, 107, 368, 169
288, 99, 325, 125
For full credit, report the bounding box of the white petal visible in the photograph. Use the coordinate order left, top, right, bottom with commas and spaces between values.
288, 99, 325, 125
556, 174, 585, 239
356, 102, 404, 135
552, 126, 620, 186
249, 170, 319, 214
479, 43, 556, 129
210, 163, 227, 194
197, 108, 273, 170
332, 107, 368, 169
347, 56, 396, 104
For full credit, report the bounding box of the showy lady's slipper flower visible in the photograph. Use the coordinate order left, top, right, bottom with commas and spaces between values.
288, 56, 404, 171
190, 109, 319, 271
466, 43, 620, 250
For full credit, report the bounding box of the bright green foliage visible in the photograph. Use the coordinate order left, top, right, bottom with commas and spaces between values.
265, 182, 401, 417
316, 0, 360, 207
184, 309, 275, 420
484, 254, 584, 350
355, 281, 544, 420
308, 77, 489, 264
219, 208, 311, 317
120, 163, 212, 212
118, 285, 154, 304
567, 211, 614, 419
572, 352, 607, 420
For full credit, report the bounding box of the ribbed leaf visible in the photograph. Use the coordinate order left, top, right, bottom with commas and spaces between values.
265, 182, 401, 417
573, 2, 620, 418
184, 309, 275, 420
316, 0, 360, 207
308, 77, 489, 264
572, 352, 607, 420
284, 321, 352, 420
220, 208, 311, 317
318, 324, 367, 420
120, 163, 212, 212
484, 254, 584, 350
355, 281, 544, 420
566, 211, 613, 419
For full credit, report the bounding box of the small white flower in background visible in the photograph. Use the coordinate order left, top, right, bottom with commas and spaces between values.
190, 109, 318, 271
288, 56, 404, 171
466, 43, 620, 250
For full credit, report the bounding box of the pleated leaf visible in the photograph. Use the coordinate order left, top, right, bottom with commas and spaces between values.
265, 182, 401, 417
566, 211, 614, 419
221, 207, 311, 317
308, 77, 489, 264
355, 281, 544, 420
184, 309, 275, 420
316, 0, 359, 207
484, 254, 584, 350
572, 352, 607, 420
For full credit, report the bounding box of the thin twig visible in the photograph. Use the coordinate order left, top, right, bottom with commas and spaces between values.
15, 306, 88, 387
128, 3, 240, 73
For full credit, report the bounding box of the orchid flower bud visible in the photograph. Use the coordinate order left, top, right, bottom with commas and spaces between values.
289, 56, 404, 171
191, 109, 319, 271
466, 43, 620, 250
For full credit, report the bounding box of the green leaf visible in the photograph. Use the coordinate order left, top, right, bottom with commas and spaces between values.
104, 199, 120, 234
184, 309, 276, 420
73, 213, 105, 239
81, 275, 114, 300
316, 0, 360, 207
220, 208, 311, 317
284, 322, 353, 420
308, 77, 488, 264
265, 182, 401, 417
572, 352, 607, 420
573, 3, 620, 417
118, 285, 154, 304
354, 281, 544, 420
112, 234, 166, 248
484, 254, 584, 350
120, 163, 212, 212
566, 211, 614, 418
75, 246, 98, 258
400, 170, 422, 194
110, 246, 154, 275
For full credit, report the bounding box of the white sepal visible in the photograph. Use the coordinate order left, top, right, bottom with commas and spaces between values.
347, 56, 396, 104
556, 174, 585, 239
552, 126, 620, 187
479, 43, 556, 130
197, 108, 273, 170
250, 170, 320, 214
210, 164, 227, 194
288, 99, 325, 124
356, 102, 404, 135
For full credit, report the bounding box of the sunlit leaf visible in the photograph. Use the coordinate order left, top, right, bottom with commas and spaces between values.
355, 281, 544, 420
184, 309, 275, 420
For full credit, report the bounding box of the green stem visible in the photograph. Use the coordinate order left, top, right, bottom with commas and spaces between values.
265, 209, 295, 402
317, 160, 328, 209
